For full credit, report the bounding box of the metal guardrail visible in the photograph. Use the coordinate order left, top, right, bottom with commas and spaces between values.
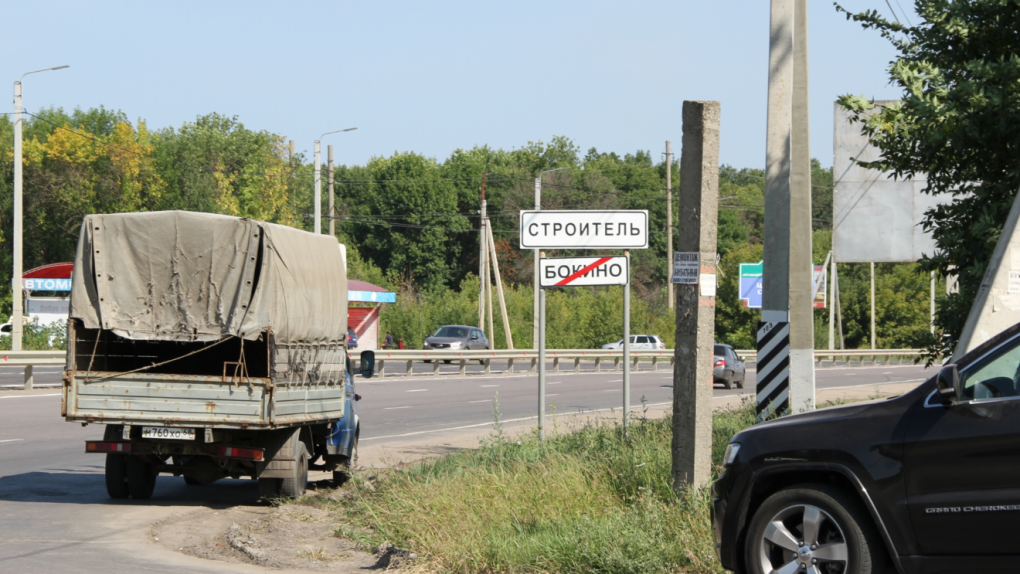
0, 350, 65, 390
0, 348, 927, 389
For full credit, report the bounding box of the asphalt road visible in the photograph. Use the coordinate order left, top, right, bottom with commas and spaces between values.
0, 362, 934, 572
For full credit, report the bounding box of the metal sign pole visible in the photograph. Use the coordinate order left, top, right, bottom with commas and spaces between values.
623, 250, 631, 432
538, 251, 547, 441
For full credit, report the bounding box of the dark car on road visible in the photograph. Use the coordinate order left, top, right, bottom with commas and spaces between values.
714, 343, 746, 389
712, 321, 1020, 574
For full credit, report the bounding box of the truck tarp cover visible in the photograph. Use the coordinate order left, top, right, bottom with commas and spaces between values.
69, 211, 347, 344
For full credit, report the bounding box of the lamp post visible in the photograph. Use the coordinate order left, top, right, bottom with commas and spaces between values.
533, 167, 568, 349
314, 127, 357, 234
13, 65, 69, 352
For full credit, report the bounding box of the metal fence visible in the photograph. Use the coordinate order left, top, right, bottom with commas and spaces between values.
3, 348, 927, 389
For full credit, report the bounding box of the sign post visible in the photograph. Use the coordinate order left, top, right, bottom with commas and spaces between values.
522, 210, 648, 438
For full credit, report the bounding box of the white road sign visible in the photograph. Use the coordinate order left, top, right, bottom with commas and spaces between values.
519, 210, 648, 249
540, 256, 629, 287
671, 252, 700, 284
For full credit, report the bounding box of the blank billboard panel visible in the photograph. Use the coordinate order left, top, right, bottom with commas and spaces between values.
832, 101, 951, 262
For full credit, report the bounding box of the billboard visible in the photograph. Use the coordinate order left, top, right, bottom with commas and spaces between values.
739, 261, 825, 309
833, 101, 953, 263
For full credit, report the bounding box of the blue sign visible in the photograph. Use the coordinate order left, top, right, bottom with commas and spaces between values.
23, 278, 71, 291
348, 290, 396, 303
740, 277, 763, 309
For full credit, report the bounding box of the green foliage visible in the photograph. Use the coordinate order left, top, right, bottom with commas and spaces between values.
836, 0, 1020, 357
320, 404, 757, 574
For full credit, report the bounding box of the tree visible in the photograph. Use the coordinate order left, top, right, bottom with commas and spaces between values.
836, 1, 1020, 357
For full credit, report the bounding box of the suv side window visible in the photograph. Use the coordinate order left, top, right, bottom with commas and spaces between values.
472, 330, 483, 339
637, 336, 649, 344
960, 336, 1020, 400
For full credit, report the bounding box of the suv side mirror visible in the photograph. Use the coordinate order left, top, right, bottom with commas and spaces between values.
936, 364, 961, 403
360, 350, 376, 379
471, 335, 478, 340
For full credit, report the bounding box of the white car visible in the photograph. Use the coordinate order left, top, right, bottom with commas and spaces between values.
601, 335, 666, 350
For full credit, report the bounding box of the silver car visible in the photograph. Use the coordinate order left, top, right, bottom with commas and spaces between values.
423, 325, 489, 363
713, 343, 746, 389
601, 335, 666, 350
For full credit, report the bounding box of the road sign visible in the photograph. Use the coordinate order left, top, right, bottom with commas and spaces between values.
739, 261, 826, 309
540, 256, 629, 287
519, 210, 648, 249
671, 252, 700, 284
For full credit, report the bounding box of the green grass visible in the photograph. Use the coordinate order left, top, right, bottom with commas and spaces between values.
307, 400, 761, 574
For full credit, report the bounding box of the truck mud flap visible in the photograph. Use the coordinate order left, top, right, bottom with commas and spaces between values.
255, 427, 304, 479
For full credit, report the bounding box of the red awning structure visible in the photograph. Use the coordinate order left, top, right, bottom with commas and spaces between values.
24, 262, 73, 279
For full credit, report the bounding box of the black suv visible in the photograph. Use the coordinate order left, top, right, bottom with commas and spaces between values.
712, 322, 1020, 574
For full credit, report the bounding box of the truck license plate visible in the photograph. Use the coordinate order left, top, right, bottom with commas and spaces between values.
141, 427, 196, 440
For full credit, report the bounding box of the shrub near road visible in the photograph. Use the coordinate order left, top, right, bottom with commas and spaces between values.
319, 404, 756, 574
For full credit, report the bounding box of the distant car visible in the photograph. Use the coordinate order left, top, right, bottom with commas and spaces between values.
423, 325, 489, 363
601, 335, 666, 350
347, 327, 358, 348
713, 343, 746, 389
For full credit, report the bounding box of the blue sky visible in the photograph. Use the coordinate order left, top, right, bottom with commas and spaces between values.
2, 1, 910, 169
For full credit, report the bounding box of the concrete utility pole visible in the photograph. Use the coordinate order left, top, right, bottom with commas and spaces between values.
757, 0, 794, 421
314, 141, 321, 234
666, 141, 674, 309
12, 65, 68, 352
671, 100, 720, 491
788, 0, 815, 413
954, 186, 1020, 358
327, 145, 335, 237
479, 197, 488, 329
315, 128, 357, 234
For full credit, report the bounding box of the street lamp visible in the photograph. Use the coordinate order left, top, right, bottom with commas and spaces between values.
13, 65, 69, 352
315, 128, 357, 234
534, 166, 567, 441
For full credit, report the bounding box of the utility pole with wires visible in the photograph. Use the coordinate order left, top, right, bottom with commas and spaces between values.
478, 175, 488, 330
327, 145, 335, 237
665, 141, 675, 309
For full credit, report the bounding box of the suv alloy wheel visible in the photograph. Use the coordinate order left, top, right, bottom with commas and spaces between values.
744, 483, 885, 574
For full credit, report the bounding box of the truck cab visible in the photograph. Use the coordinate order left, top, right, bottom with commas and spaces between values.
712, 321, 1020, 574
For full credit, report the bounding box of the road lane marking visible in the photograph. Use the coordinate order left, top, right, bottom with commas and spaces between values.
362, 402, 673, 441
0, 439, 24, 443
547, 382, 561, 385
407, 389, 429, 393
480, 385, 499, 387
469, 400, 491, 403
547, 394, 559, 397
384, 406, 412, 410
0, 393, 60, 399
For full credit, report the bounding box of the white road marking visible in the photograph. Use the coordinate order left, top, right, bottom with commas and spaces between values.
0, 439, 24, 443
406, 389, 429, 393
384, 406, 412, 410
469, 400, 491, 403
603, 389, 617, 392
547, 382, 561, 385
480, 385, 499, 388
0, 393, 60, 400
546, 394, 559, 397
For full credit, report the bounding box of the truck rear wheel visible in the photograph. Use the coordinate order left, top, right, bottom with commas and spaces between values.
281, 442, 308, 498
105, 454, 129, 499
126, 457, 158, 499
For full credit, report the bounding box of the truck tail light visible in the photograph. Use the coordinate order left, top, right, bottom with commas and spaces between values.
217, 446, 264, 461
86, 441, 132, 453
714, 359, 725, 367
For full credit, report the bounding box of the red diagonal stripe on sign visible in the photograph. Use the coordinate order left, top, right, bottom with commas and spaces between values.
555, 257, 613, 286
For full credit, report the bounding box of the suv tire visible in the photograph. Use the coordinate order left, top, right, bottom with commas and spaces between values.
744, 483, 885, 574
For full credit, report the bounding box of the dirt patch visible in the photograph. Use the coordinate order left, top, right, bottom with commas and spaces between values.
152, 498, 382, 572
